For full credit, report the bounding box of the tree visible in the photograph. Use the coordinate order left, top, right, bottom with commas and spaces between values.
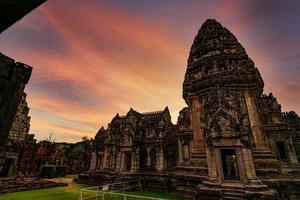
69, 145, 85, 160
44, 132, 55, 143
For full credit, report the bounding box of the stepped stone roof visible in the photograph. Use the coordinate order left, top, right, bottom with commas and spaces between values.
183, 19, 264, 100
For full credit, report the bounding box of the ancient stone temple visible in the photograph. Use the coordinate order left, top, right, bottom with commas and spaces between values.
183, 19, 300, 200
79, 19, 300, 200
90, 107, 176, 173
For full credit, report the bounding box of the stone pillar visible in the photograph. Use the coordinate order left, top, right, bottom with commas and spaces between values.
0, 158, 4, 173
101, 153, 104, 169
89, 151, 97, 171
147, 148, 151, 168
135, 149, 140, 171
288, 138, 298, 164
116, 152, 121, 171
103, 147, 108, 168
8, 157, 17, 177
244, 91, 267, 148
156, 147, 164, 172
189, 140, 193, 155
130, 152, 136, 173
183, 144, 191, 160
98, 153, 103, 170
206, 148, 218, 182
241, 147, 257, 181
190, 97, 205, 151
178, 139, 183, 164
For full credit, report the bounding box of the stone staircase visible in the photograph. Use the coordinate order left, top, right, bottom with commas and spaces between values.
252, 147, 276, 159
253, 147, 300, 179
191, 149, 206, 159
173, 174, 205, 199
190, 149, 207, 166
174, 185, 195, 199
172, 165, 207, 199
195, 180, 278, 200
280, 163, 300, 176
252, 147, 281, 176
221, 184, 245, 200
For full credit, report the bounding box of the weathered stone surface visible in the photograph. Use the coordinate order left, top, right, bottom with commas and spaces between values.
17, 134, 37, 176
0, 53, 32, 145
0, 53, 32, 179
8, 92, 31, 141
0, 177, 66, 194
183, 19, 263, 100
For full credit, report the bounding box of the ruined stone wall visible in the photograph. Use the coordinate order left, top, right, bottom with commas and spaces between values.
0, 53, 32, 178
0, 53, 32, 145
8, 92, 31, 142
17, 134, 37, 176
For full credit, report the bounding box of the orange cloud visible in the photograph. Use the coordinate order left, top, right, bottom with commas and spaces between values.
1, 0, 299, 143
15, 1, 188, 142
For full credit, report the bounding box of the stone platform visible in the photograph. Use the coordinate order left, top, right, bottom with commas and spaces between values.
195, 181, 278, 200
77, 170, 206, 199
0, 177, 67, 194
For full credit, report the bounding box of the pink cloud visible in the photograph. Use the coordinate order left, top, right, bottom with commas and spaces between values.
1, 0, 299, 142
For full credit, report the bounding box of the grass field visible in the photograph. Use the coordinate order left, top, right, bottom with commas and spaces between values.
0, 176, 184, 200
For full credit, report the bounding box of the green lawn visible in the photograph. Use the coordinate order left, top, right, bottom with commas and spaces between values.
0, 177, 184, 200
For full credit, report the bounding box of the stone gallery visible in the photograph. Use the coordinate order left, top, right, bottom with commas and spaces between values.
79, 19, 300, 199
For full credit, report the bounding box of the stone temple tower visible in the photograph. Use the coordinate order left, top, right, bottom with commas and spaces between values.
80, 18, 300, 199
183, 19, 277, 198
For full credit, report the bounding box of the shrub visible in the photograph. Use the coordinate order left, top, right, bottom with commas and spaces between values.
56, 166, 66, 177
40, 165, 56, 178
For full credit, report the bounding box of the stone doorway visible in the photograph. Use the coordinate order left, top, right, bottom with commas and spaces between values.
220, 149, 240, 180
125, 153, 131, 171
139, 147, 147, 170
276, 142, 288, 161
0, 158, 14, 177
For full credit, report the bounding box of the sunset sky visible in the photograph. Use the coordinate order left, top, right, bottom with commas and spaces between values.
0, 0, 299, 142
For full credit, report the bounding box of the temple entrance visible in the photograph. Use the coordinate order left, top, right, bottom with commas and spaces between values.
139, 147, 147, 170
220, 149, 240, 180
125, 153, 131, 171
0, 158, 14, 177
150, 148, 156, 170
276, 142, 288, 161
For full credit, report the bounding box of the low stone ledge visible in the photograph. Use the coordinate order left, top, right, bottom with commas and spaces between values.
0, 178, 67, 194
